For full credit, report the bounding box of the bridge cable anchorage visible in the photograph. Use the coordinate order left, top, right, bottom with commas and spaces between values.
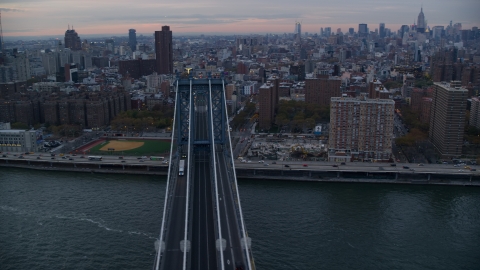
209, 79, 226, 270
155, 80, 180, 270
222, 79, 253, 268
182, 79, 194, 270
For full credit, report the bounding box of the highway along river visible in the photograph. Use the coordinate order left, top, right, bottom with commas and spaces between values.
1, 168, 479, 269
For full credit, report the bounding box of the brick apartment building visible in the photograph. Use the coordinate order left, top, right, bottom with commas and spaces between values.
305, 75, 342, 107
0, 90, 131, 128
328, 95, 395, 162
410, 87, 433, 123
155, 26, 173, 74
258, 84, 274, 130
118, 59, 156, 79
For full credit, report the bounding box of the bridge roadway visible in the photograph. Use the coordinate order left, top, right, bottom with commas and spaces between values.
160, 157, 187, 270
191, 99, 217, 269
233, 161, 480, 175
1, 153, 479, 177
215, 146, 246, 268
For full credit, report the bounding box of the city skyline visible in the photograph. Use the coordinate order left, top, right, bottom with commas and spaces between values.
1, 0, 479, 38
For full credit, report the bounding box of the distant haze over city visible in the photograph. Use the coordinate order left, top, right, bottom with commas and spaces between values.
1, 0, 479, 38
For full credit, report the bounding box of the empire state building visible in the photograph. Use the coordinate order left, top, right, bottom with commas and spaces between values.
417, 7, 426, 33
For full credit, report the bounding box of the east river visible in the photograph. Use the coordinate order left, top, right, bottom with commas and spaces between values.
1, 168, 479, 269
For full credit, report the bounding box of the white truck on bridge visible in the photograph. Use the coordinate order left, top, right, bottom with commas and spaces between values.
179, 160, 185, 176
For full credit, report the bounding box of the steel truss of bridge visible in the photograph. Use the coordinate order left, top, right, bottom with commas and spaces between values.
154, 77, 255, 270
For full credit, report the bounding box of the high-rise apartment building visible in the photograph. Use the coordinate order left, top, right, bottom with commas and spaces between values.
266, 76, 279, 119
328, 95, 395, 162
470, 97, 480, 129
154, 26, 173, 74
64, 26, 81, 50
12, 52, 31, 81
305, 76, 341, 107
429, 82, 467, 158
128, 29, 137, 51
258, 83, 274, 131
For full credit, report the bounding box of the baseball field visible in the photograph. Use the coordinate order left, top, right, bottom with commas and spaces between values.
87, 139, 171, 155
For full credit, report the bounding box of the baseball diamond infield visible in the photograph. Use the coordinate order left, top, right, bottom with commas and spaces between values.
87, 139, 172, 155
99, 141, 144, 151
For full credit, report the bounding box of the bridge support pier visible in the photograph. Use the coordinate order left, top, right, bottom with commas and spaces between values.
253, 169, 256, 175
147, 166, 150, 171
99, 165, 101, 169
427, 174, 431, 181
122, 165, 125, 170
395, 173, 398, 180
337, 171, 340, 178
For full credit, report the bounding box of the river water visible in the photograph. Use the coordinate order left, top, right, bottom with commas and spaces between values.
1, 168, 479, 269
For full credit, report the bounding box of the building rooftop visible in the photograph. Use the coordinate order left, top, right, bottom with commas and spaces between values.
0, 130, 27, 134
435, 82, 468, 92
331, 96, 395, 104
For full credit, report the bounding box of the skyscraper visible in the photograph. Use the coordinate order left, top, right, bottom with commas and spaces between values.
358, 24, 368, 37
417, 7, 426, 33
379, 23, 386, 38
295, 21, 301, 42
64, 26, 81, 51
154, 26, 173, 75
429, 82, 467, 158
324, 27, 331, 37
128, 29, 137, 51
295, 21, 301, 35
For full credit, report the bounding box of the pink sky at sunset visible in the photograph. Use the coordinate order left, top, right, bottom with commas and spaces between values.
1, 0, 479, 38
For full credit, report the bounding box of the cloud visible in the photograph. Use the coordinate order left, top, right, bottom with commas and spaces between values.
0, 8, 24, 12
3, 28, 34, 33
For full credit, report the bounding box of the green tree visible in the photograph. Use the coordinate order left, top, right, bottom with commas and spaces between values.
11, 122, 29, 130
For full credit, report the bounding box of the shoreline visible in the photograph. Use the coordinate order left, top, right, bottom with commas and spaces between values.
2, 163, 479, 187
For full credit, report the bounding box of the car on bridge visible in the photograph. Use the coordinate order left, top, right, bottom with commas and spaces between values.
403, 166, 409, 169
